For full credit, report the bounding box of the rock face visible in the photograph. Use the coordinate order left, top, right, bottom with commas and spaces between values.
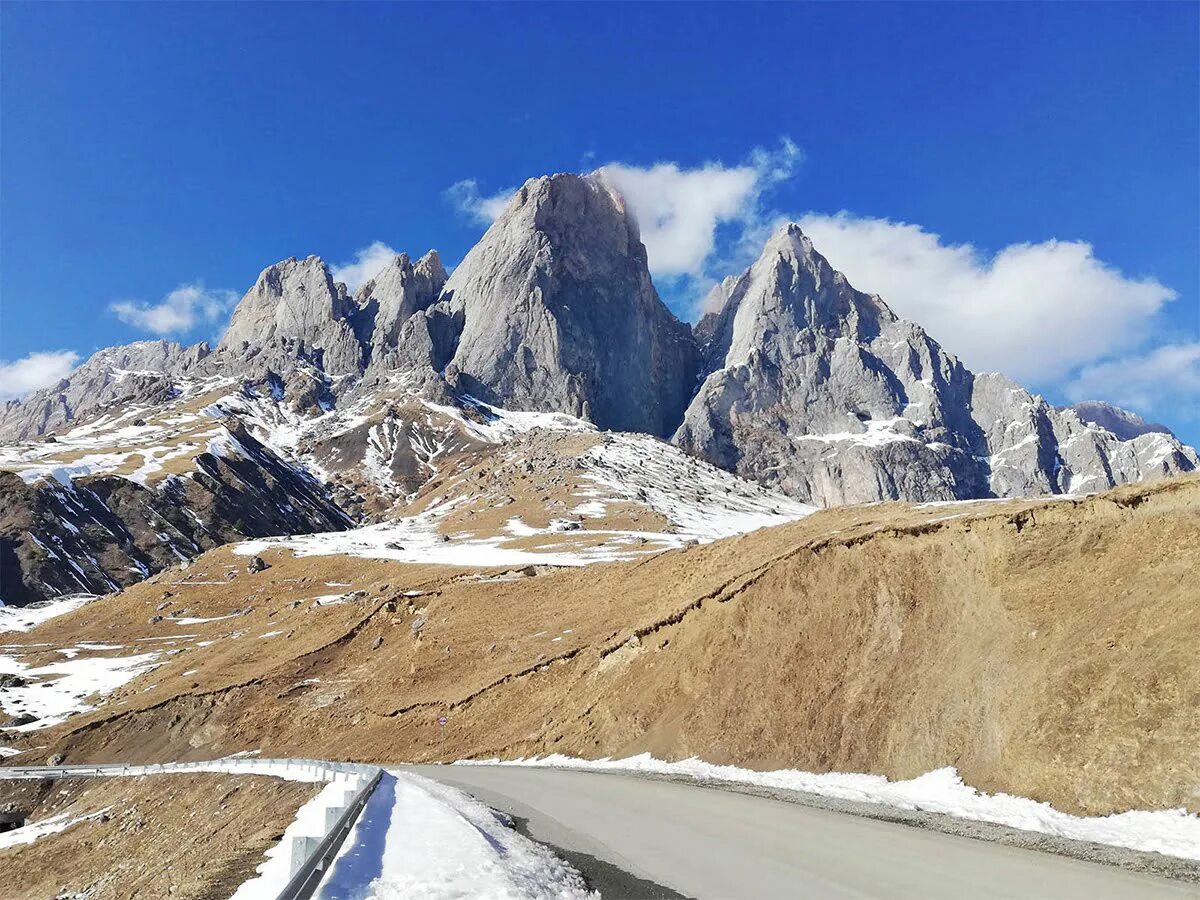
218, 256, 364, 375
414, 173, 700, 436
674, 224, 1198, 505
358, 250, 448, 366
0, 424, 352, 604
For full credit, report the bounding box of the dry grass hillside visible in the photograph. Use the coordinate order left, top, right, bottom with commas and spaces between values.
0, 774, 316, 899
3, 475, 1197, 817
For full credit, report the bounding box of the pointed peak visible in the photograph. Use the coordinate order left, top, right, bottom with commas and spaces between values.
415, 249, 447, 282
256, 254, 331, 284
763, 222, 814, 255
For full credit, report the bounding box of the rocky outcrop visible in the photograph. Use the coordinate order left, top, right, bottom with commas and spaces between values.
0, 424, 352, 605
674, 224, 1198, 505
218, 256, 364, 375
411, 173, 700, 436
357, 251, 448, 370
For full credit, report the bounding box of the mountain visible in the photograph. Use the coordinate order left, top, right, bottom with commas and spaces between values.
674, 224, 1197, 505
219, 256, 364, 375
358, 250, 448, 375
0, 174, 1195, 604
1062, 400, 1175, 442
0, 340, 210, 443
409, 173, 700, 436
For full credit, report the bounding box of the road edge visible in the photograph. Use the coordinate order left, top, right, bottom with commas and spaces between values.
453, 764, 1200, 886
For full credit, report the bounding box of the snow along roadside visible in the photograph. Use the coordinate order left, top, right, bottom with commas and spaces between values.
0, 759, 595, 900
315, 770, 595, 900
455, 754, 1200, 863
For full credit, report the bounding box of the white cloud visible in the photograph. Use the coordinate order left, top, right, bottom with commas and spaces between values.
331, 241, 399, 293
445, 179, 518, 227
443, 140, 802, 290
795, 213, 1178, 384
0, 350, 80, 401
1066, 342, 1200, 420
110, 283, 236, 336
599, 139, 802, 279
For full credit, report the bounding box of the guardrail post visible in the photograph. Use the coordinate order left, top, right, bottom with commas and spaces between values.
289, 836, 322, 878
323, 804, 346, 831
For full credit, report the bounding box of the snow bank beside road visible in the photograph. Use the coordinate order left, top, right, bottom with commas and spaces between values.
457, 754, 1200, 862
317, 771, 594, 900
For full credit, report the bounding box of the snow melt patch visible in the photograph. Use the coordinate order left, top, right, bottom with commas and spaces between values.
457, 755, 1200, 862
317, 771, 594, 900
0, 807, 112, 850
234, 505, 681, 569
237, 432, 815, 570
421, 397, 593, 445
0, 595, 97, 633
0, 651, 160, 730
579, 433, 816, 540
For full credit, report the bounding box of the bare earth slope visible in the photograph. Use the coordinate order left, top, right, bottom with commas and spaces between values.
2, 475, 1197, 818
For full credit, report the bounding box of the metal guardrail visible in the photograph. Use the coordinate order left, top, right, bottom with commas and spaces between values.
277, 765, 383, 900
0, 758, 385, 900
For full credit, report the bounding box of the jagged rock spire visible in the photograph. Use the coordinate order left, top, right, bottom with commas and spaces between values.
218, 256, 363, 374
411, 173, 700, 436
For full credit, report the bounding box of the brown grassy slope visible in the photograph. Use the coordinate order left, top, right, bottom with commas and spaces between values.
0, 774, 316, 900
7, 475, 1199, 817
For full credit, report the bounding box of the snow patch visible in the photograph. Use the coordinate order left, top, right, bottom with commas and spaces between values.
0, 650, 160, 730
0, 595, 97, 633
317, 771, 594, 899
0, 807, 112, 850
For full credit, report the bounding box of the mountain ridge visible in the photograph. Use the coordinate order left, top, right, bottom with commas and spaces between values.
0, 171, 1194, 602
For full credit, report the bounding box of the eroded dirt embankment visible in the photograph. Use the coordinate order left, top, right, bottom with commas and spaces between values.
9, 475, 1200, 818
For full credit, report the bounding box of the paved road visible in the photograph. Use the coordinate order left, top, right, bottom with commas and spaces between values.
413, 765, 1199, 899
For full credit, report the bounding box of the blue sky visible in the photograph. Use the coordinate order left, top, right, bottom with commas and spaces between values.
1, 2, 1197, 441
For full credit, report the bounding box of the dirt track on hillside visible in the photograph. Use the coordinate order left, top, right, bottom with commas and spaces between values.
3, 475, 1198, 817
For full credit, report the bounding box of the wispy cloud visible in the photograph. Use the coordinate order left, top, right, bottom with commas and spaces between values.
1066, 342, 1200, 421
0, 350, 80, 401
110, 283, 236, 336
444, 179, 518, 227
796, 213, 1178, 385
445, 139, 802, 314
331, 241, 399, 293
437, 146, 1190, 425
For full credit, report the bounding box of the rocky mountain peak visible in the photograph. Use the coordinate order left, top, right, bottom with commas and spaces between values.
1063, 400, 1175, 441
698, 222, 896, 376
415, 171, 698, 436
413, 249, 446, 283
357, 249, 450, 367
675, 227, 1196, 505
219, 255, 363, 374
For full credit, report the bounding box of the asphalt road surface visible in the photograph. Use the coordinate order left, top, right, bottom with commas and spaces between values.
412, 765, 1198, 899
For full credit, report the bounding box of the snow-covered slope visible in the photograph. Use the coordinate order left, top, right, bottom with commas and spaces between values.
237, 419, 815, 570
